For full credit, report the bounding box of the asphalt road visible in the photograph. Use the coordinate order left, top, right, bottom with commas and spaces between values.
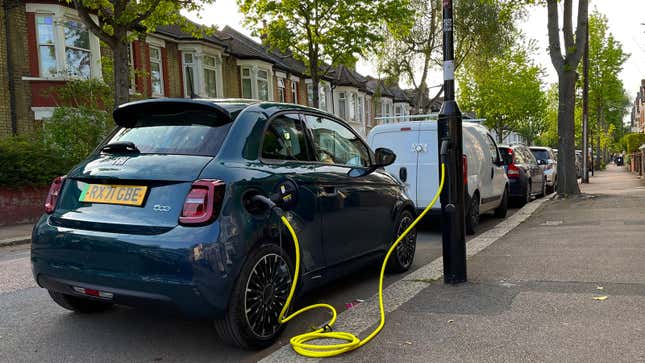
0, 207, 520, 363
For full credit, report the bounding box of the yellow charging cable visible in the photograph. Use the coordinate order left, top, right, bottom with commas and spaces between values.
276, 163, 446, 358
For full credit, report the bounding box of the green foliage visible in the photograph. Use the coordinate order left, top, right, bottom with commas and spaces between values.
238, 0, 412, 107
44, 107, 113, 163
47, 78, 114, 112
0, 133, 72, 188
458, 41, 547, 145
621, 133, 645, 153
377, 0, 522, 111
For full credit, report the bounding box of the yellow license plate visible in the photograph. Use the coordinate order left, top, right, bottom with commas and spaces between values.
79, 184, 148, 206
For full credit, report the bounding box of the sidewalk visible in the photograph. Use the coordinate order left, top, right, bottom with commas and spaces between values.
337, 165, 645, 362
0, 223, 33, 247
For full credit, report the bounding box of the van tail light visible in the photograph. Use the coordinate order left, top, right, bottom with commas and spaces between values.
462, 155, 468, 185
44, 176, 65, 214
180, 179, 225, 225
507, 163, 520, 178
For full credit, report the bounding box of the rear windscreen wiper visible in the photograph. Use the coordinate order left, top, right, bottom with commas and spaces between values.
100, 141, 140, 154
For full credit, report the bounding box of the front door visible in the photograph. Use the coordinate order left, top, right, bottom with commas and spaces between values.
302, 114, 393, 269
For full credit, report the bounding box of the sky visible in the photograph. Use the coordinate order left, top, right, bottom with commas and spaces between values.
183, 0, 645, 108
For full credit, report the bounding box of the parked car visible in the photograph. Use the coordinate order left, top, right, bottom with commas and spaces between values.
368, 121, 508, 235
615, 155, 624, 166
530, 146, 558, 193
498, 144, 546, 206
31, 98, 417, 349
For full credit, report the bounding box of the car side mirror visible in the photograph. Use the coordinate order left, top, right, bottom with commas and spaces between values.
374, 147, 396, 167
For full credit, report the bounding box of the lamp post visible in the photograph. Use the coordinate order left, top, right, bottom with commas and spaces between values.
438, 0, 467, 284
582, 20, 589, 183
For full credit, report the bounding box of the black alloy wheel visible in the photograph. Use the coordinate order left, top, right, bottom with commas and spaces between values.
214, 244, 293, 349
466, 193, 480, 235
387, 210, 417, 273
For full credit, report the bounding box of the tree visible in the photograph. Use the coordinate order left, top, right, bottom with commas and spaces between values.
69, 0, 215, 107
545, 0, 588, 195
238, 0, 412, 108
377, 0, 521, 113
458, 43, 547, 145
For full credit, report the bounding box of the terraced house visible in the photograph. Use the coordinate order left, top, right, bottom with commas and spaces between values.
0, 1, 413, 138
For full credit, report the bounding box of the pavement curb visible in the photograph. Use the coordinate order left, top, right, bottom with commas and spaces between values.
0, 236, 31, 248
260, 195, 552, 363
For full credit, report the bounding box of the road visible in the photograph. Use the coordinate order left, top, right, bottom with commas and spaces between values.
0, 207, 521, 363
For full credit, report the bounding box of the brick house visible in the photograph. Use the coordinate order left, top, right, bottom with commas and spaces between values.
1, 1, 413, 138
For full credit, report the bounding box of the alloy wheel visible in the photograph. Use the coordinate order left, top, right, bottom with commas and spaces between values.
395, 215, 416, 268
243, 253, 292, 338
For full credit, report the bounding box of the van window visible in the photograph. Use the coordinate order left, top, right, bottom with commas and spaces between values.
262, 114, 311, 161
484, 135, 500, 164
304, 115, 370, 167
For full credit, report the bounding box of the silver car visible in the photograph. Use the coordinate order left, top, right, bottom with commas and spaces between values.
530, 146, 558, 193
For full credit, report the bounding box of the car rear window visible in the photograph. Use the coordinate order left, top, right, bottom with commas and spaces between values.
531, 149, 549, 161
107, 111, 232, 156
498, 147, 512, 165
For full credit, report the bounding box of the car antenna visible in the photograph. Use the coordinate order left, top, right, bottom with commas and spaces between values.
187, 67, 200, 99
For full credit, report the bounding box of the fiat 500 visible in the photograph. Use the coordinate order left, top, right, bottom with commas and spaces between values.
31, 98, 417, 349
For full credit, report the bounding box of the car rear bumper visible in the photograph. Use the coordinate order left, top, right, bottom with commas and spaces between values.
507, 178, 526, 197
31, 215, 241, 318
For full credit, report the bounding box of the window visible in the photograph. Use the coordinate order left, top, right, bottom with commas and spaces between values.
338, 92, 347, 119
36, 15, 56, 77
203, 55, 218, 98
291, 81, 298, 103
64, 20, 91, 78
257, 69, 269, 101
358, 96, 364, 123
262, 114, 310, 161
304, 115, 370, 167
485, 135, 500, 164
241, 67, 252, 99
149, 46, 163, 96
307, 83, 314, 106
183, 52, 195, 97
319, 85, 327, 111
349, 93, 356, 121
278, 78, 286, 102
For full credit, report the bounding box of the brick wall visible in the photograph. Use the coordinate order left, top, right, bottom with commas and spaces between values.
0, 1, 35, 136
222, 55, 240, 98
165, 42, 182, 97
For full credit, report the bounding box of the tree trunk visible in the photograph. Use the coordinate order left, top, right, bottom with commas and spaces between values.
112, 38, 130, 107
556, 70, 580, 195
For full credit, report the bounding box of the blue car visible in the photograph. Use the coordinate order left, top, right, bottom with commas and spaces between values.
31, 98, 416, 349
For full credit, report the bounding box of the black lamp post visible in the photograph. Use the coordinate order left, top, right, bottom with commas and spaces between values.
438, 0, 467, 284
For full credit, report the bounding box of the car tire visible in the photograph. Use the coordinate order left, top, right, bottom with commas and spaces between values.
466, 192, 480, 235
48, 291, 113, 313
214, 243, 293, 350
494, 187, 508, 218
387, 210, 417, 273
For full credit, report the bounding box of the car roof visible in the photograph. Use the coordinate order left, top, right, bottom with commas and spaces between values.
113, 98, 340, 127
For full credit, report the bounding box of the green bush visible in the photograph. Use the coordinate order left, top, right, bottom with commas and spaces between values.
620, 133, 645, 153
0, 133, 72, 187
44, 107, 113, 163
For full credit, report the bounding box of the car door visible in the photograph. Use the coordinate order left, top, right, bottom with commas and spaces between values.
259, 113, 325, 276
523, 147, 542, 192
302, 114, 394, 269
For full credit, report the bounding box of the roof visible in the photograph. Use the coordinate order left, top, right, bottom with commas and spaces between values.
389, 85, 411, 103
155, 23, 228, 48
327, 65, 368, 91
366, 78, 395, 98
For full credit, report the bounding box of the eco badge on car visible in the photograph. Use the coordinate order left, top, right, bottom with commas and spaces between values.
153, 204, 171, 212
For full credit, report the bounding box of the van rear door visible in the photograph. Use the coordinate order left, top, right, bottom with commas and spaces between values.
368, 124, 420, 204
417, 122, 440, 210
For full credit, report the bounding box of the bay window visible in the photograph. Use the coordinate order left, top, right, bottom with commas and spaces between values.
242, 67, 253, 98
239, 64, 272, 100
319, 85, 327, 111
30, 4, 101, 80
291, 80, 298, 103
257, 69, 269, 100
149, 46, 163, 96
349, 93, 357, 121
307, 83, 314, 106
278, 78, 286, 102
338, 92, 347, 119
203, 55, 218, 97
183, 52, 195, 96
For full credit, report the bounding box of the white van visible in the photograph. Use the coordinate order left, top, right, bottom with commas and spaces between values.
367, 121, 509, 234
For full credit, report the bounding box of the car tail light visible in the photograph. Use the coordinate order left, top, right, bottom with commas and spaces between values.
462, 154, 468, 185
507, 163, 520, 178
180, 179, 225, 225
44, 176, 65, 214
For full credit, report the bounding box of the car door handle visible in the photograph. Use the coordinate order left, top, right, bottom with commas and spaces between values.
491, 166, 494, 179
320, 186, 338, 197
